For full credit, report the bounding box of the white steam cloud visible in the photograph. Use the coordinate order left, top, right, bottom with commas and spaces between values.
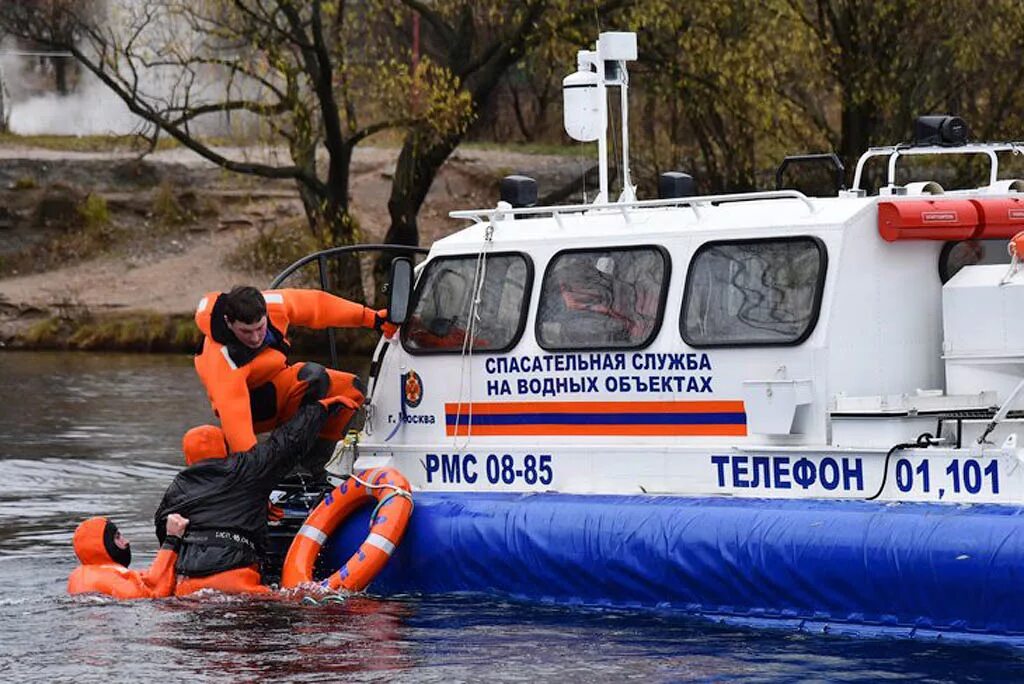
0, 1, 260, 138
8, 72, 142, 136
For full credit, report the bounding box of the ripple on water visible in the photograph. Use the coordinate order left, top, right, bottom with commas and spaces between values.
4, 352, 1024, 682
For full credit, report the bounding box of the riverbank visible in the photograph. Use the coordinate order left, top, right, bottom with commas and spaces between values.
0, 141, 586, 352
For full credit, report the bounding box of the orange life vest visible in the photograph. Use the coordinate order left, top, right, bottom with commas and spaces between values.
194, 289, 376, 452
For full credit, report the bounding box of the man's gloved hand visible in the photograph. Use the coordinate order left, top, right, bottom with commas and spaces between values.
165, 513, 189, 538
299, 362, 330, 405
267, 501, 285, 523
318, 394, 360, 415
373, 308, 399, 339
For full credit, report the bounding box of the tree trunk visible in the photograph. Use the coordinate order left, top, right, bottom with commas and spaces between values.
322, 208, 366, 304
292, 158, 365, 303
386, 126, 457, 248
372, 125, 460, 305
321, 144, 366, 302
375, 2, 552, 295
53, 56, 68, 95
0, 71, 8, 133
839, 96, 877, 185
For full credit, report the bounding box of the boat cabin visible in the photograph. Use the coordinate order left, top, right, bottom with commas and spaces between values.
352, 36, 1024, 506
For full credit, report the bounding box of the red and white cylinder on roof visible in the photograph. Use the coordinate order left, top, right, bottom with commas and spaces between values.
878, 197, 1024, 241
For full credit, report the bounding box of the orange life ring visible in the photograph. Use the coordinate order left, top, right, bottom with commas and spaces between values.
281, 467, 413, 592
1011, 230, 1024, 261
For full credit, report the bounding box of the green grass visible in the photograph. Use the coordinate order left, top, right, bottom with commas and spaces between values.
152, 182, 187, 226
461, 140, 597, 157
0, 133, 242, 153
23, 317, 64, 346
78, 194, 111, 229
14, 310, 390, 354
0, 133, 173, 153
21, 311, 201, 351
0, 131, 593, 158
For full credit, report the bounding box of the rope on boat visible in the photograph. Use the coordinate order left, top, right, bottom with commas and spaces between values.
452, 223, 494, 448
346, 471, 414, 531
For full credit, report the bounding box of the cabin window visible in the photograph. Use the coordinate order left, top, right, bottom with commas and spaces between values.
401, 253, 532, 354
536, 246, 669, 350
939, 239, 1010, 283
681, 237, 826, 347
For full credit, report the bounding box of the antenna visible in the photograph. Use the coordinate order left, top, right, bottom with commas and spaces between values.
562, 32, 637, 205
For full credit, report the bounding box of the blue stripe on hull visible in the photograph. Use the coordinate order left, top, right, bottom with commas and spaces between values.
443, 412, 747, 426
322, 494, 1024, 643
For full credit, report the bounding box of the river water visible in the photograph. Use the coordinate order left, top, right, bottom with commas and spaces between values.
2, 351, 1024, 682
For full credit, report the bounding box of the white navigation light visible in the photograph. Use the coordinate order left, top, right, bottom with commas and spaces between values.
596, 31, 638, 63
563, 64, 600, 142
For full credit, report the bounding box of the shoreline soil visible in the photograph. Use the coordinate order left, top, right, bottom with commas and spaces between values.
0, 143, 586, 352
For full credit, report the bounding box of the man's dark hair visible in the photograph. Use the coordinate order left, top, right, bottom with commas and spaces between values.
222, 286, 267, 323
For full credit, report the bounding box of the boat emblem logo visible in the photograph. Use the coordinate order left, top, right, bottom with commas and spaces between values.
404, 371, 423, 408
1009, 209, 1024, 220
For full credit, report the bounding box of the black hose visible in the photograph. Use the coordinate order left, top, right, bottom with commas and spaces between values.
865, 433, 935, 501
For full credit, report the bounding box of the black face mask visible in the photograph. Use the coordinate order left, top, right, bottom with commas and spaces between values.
102, 521, 132, 568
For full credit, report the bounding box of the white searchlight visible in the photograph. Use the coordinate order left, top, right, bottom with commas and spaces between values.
561, 31, 638, 204
563, 65, 601, 143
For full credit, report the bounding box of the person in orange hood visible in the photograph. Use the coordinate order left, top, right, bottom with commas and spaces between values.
193, 285, 396, 479
68, 513, 189, 599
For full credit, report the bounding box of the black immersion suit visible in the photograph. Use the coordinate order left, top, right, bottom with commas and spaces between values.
154, 403, 327, 578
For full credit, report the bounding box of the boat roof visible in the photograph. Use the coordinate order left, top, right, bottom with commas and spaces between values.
433, 192, 877, 253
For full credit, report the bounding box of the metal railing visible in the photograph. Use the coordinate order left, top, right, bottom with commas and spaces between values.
852, 142, 1024, 192
449, 189, 817, 225
270, 243, 428, 368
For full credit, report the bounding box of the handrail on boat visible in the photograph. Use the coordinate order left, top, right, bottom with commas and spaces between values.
852, 141, 1024, 192
270, 243, 429, 369
449, 189, 817, 224
270, 243, 429, 289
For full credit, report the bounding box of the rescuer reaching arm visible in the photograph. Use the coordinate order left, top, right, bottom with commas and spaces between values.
154, 384, 356, 596
192, 285, 397, 480
67, 513, 189, 599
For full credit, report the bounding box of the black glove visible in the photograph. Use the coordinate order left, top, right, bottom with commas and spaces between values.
299, 362, 330, 405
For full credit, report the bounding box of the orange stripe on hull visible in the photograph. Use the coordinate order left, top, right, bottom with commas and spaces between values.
444, 400, 746, 415
444, 423, 749, 437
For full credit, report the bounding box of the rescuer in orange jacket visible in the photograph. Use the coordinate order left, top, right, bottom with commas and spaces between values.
67, 513, 189, 599
193, 285, 396, 478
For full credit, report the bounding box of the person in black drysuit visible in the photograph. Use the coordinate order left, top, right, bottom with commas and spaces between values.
154, 380, 355, 596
